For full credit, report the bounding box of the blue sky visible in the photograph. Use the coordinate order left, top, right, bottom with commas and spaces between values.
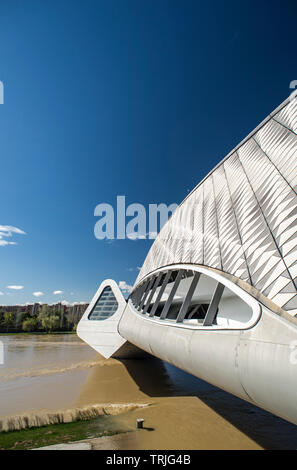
0, 0, 296, 305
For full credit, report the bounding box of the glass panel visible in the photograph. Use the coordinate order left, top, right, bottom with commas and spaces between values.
215, 286, 253, 327
138, 278, 154, 310
88, 286, 118, 321
131, 268, 254, 329
158, 270, 193, 320
203, 283, 224, 326
182, 273, 217, 324
143, 273, 164, 314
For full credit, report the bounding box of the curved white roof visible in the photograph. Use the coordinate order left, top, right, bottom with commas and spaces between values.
136, 96, 297, 316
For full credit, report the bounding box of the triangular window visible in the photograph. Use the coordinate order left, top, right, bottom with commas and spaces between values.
88, 286, 118, 321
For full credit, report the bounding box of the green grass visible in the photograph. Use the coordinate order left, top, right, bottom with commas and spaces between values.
0, 331, 76, 336
0, 415, 131, 450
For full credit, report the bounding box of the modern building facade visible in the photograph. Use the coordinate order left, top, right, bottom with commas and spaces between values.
136, 95, 297, 316
78, 95, 297, 425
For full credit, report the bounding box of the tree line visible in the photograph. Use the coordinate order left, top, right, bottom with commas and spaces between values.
0, 305, 79, 333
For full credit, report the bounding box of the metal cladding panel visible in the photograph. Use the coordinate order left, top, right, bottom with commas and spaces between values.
191, 186, 204, 264
136, 97, 297, 316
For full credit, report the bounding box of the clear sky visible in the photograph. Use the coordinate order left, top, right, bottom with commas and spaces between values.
0, 0, 296, 305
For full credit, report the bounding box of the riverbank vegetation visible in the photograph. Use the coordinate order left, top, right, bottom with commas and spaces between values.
0, 305, 82, 334
0, 415, 131, 450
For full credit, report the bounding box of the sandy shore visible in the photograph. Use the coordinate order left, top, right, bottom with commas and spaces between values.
73, 356, 297, 450
2, 334, 297, 450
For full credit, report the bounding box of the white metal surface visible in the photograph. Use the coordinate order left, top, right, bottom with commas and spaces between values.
130, 264, 261, 331
119, 295, 297, 425
136, 97, 297, 316
77, 279, 127, 358
78, 96, 297, 425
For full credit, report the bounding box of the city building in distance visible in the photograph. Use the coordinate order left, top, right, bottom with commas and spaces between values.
0, 302, 88, 332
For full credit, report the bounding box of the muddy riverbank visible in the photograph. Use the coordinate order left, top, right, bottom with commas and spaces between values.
0, 334, 296, 449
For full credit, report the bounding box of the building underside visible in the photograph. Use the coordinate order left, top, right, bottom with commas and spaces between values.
78, 95, 297, 426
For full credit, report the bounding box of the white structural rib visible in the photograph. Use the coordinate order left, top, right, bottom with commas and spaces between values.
136, 96, 297, 316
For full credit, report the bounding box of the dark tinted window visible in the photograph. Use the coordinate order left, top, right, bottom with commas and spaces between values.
88, 286, 118, 321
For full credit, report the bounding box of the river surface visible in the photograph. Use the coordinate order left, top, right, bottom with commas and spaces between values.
0, 333, 296, 449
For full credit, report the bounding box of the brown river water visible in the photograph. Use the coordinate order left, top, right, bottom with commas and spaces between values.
0, 333, 296, 449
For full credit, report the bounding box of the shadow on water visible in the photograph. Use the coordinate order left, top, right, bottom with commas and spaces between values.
119, 358, 175, 397
120, 357, 297, 450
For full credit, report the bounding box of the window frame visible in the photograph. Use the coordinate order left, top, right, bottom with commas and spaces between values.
128, 264, 262, 331
88, 286, 119, 321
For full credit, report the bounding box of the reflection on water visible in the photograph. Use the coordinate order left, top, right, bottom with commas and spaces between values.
0, 334, 92, 371
0, 334, 296, 449
0, 334, 98, 416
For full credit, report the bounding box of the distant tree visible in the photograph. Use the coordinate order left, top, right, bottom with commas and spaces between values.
2, 312, 15, 331
37, 306, 51, 330
53, 310, 61, 323
22, 317, 38, 332
40, 315, 60, 332
16, 311, 26, 330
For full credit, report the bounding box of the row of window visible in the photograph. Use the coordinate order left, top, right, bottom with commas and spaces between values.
87, 268, 256, 328
130, 268, 254, 328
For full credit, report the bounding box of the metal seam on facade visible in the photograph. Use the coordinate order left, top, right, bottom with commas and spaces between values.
136, 97, 297, 315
